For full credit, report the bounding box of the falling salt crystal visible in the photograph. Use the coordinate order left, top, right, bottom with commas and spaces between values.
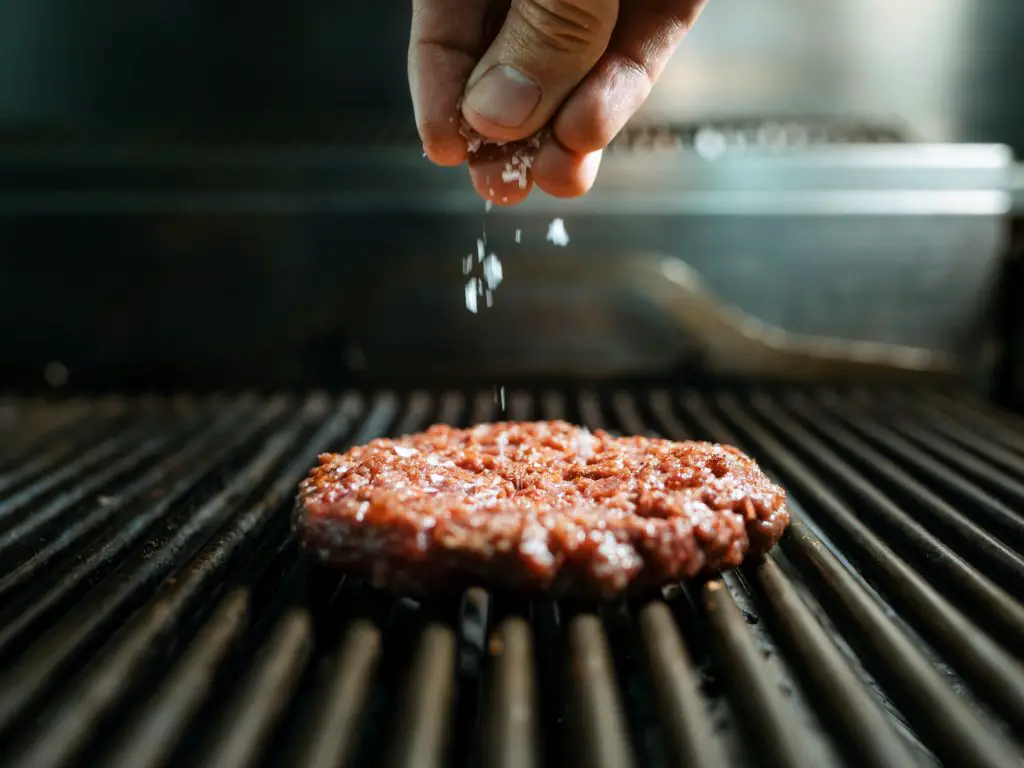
465, 278, 479, 313
462, 255, 473, 275
482, 253, 503, 290
514, 229, 521, 244
546, 218, 569, 246
485, 200, 493, 212
485, 290, 494, 308
500, 386, 506, 410
477, 238, 486, 262
478, 279, 484, 296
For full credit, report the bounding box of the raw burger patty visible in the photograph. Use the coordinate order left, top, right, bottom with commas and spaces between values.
293, 421, 789, 598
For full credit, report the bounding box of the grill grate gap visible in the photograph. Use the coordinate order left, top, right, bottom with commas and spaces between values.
345, 595, 437, 767
599, 600, 670, 768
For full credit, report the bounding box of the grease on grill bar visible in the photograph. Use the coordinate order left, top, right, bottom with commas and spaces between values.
0, 388, 1021, 768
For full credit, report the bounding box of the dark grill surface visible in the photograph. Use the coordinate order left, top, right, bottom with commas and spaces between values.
0, 388, 1022, 768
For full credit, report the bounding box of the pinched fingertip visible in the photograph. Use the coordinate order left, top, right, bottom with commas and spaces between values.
532, 141, 603, 199
468, 159, 534, 206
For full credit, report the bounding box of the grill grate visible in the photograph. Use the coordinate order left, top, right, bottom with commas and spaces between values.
0, 388, 1021, 768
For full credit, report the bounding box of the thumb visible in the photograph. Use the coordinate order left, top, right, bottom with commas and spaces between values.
461, 0, 618, 143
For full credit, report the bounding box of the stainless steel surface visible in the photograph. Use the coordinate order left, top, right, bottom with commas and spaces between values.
646, 0, 1024, 150
1012, 164, 1024, 211
343, 252, 958, 382
322, 141, 1010, 381
0, 136, 1008, 385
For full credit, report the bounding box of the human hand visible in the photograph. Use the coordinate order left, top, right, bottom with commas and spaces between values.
409, 0, 708, 205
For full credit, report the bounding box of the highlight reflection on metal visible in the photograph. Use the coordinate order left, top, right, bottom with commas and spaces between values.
651, 256, 954, 378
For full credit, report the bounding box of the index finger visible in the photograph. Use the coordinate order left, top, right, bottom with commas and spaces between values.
551, 0, 708, 155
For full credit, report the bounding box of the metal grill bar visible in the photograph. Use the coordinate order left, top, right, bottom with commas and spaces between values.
386, 623, 457, 768
0, 388, 1021, 768
809, 393, 1024, 548
195, 608, 314, 768
708, 394, 1024, 665
436, 392, 466, 428
1, 401, 337, 766
286, 619, 382, 768
566, 612, 636, 768
480, 617, 539, 768
454, 587, 491, 767
636, 601, 727, 768
702, 578, 817, 768
749, 557, 917, 768
0, 418, 193, 561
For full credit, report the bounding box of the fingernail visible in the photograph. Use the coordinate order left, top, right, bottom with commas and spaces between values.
464, 65, 541, 128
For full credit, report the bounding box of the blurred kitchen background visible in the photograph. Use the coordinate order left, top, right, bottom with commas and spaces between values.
1, 0, 1021, 147
1, 0, 1023, 403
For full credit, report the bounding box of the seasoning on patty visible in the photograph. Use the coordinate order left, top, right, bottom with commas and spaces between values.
293, 421, 788, 598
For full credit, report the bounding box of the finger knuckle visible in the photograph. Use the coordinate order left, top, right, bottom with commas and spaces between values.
513, 0, 614, 54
